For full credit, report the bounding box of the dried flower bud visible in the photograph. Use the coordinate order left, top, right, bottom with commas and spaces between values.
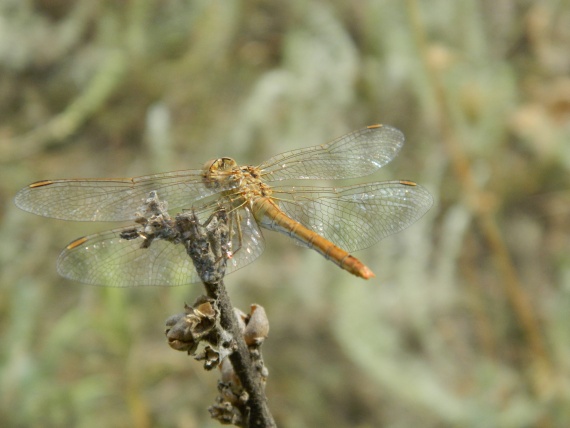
195, 302, 214, 317
164, 297, 218, 353
243, 304, 269, 346
195, 345, 220, 370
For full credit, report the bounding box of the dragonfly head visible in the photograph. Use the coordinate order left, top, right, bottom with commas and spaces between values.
203, 157, 237, 173
202, 157, 238, 188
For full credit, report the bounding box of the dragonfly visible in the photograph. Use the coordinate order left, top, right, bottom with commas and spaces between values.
15, 124, 433, 286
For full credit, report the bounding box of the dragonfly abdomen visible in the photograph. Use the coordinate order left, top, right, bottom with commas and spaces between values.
252, 197, 375, 279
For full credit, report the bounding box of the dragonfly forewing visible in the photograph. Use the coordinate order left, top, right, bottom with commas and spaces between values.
258, 125, 405, 182
14, 169, 239, 222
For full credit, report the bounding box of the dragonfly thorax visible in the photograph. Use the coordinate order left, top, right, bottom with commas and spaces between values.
238, 165, 273, 200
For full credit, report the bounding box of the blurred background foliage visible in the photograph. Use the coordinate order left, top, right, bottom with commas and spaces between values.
1, 0, 570, 427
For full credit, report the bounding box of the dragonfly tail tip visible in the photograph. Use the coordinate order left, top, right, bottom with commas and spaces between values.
360, 267, 375, 280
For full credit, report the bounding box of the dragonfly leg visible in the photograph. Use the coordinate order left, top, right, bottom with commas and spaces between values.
229, 210, 244, 259
216, 210, 243, 264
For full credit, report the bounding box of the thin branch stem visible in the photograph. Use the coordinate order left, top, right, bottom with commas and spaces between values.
177, 209, 276, 428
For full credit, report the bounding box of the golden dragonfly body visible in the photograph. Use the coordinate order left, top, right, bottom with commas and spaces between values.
15, 124, 433, 286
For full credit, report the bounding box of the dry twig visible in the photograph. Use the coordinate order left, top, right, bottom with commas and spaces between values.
164, 208, 275, 427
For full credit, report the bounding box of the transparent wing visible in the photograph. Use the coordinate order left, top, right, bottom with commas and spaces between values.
270, 181, 433, 252
57, 227, 199, 286
258, 125, 405, 182
14, 169, 236, 222
225, 205, 266, 274
57, 205, 266, 287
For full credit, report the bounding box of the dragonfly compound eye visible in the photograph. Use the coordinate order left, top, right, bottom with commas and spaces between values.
202, 158, 239, 189
203, 157, 237, 173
